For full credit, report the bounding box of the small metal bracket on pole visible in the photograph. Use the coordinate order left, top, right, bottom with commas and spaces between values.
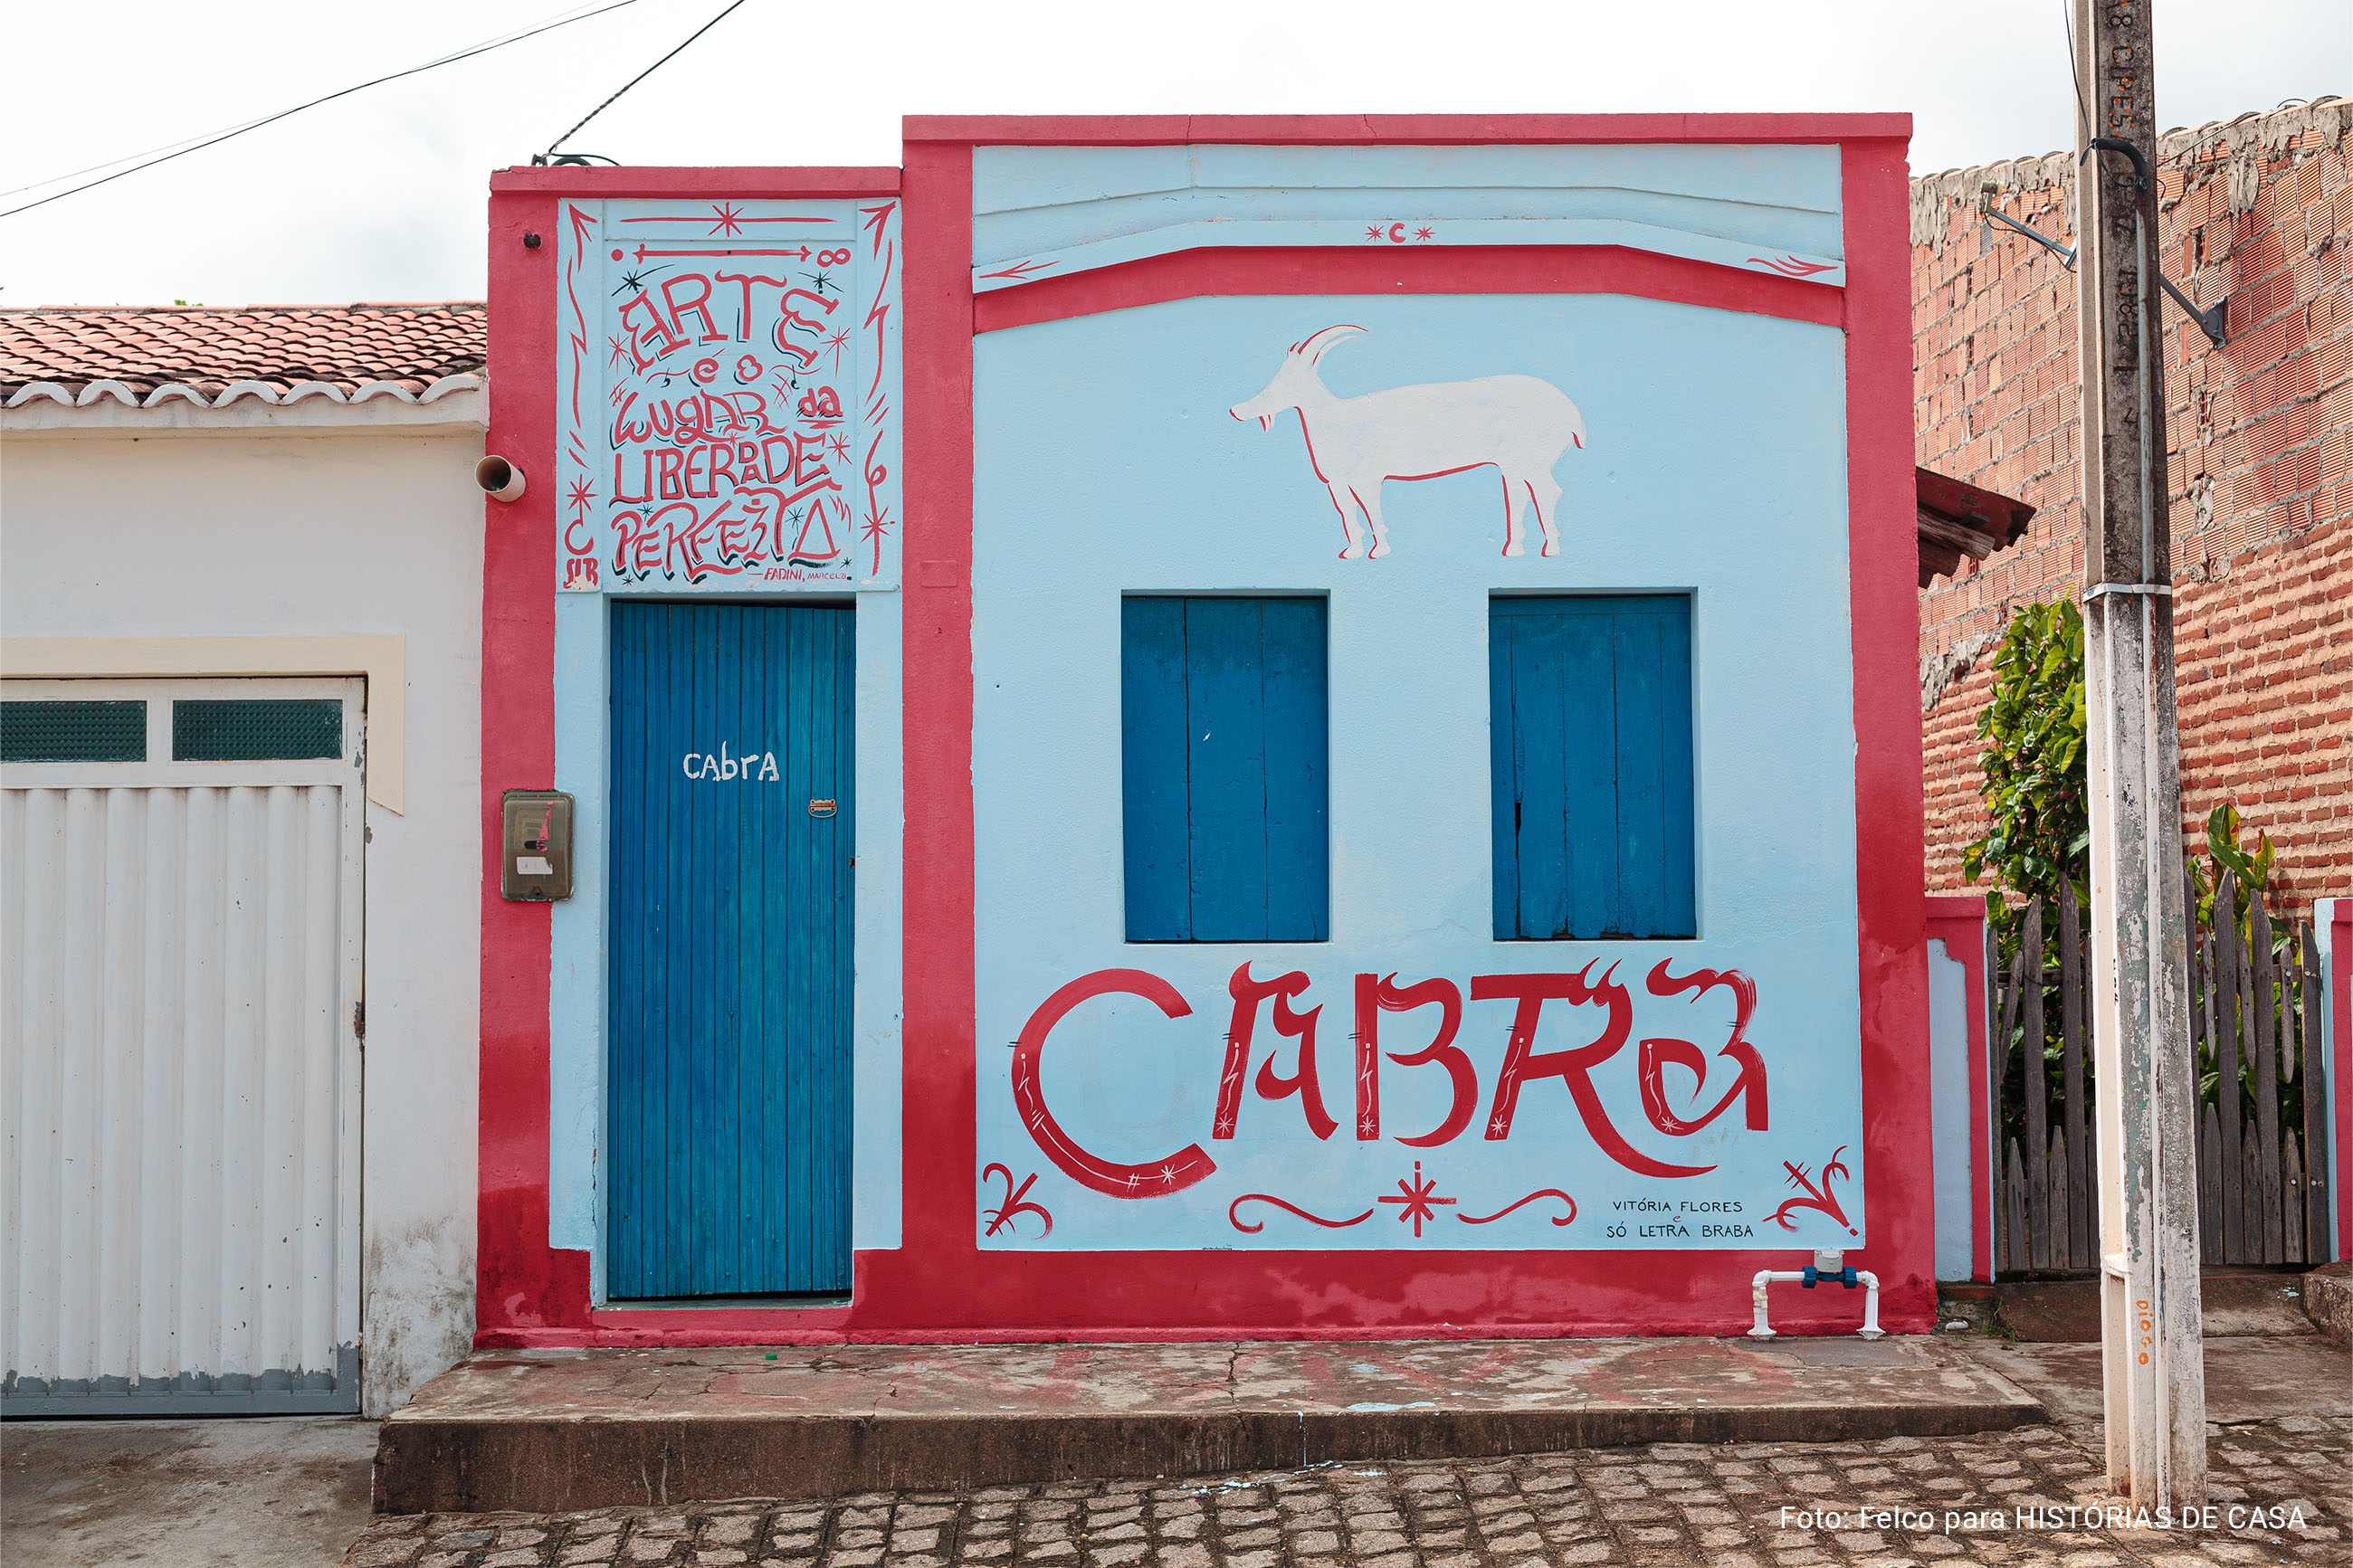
2154, 275, 2229, 350
1981, 189, 2079, 270
2082, 139, 2229, 349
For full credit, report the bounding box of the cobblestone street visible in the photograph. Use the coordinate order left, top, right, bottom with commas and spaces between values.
344, 1412, 2348, 1568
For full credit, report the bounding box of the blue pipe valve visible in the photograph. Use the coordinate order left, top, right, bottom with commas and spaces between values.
1800, 1264, 1860, 1289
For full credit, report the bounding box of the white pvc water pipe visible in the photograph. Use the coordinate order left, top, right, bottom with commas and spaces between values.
1747, 1251, 1883, 1340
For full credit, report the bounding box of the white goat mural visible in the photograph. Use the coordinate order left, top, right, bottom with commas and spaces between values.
1229, 325, 1588, 560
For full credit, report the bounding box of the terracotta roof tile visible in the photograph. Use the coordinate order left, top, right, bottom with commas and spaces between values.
0, 303, 486, 404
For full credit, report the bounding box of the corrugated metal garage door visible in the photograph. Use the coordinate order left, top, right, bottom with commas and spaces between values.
2, 678, 364, 1414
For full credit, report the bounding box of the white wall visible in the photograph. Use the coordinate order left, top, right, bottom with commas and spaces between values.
2, 425, 483, 1414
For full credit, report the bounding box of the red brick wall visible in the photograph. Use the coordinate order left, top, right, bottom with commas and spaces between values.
1913, 100, 2351, 913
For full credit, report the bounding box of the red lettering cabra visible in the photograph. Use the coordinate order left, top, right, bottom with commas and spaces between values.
1010, 962, 1769, 1197
1011, 970, 1217, 1198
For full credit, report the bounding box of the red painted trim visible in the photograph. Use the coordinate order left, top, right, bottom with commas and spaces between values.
974, 247, 1843, 336
479, 188, 592, 1337
1839, 137, 1931, 1326
490, 166, 900, 198
483, 1250, 1932, 1341
1926, 896, 1994, 1282
2330, 902, 2351, 1261
576, 1303, 854, 1339
900, 141, 979, 1265
909, 112, 1911, 146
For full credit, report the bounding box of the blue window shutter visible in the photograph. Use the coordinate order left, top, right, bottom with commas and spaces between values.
1122, 597, 1327, 942
1257, 598, 1329, 942
1491, 596, 1693, 939
1609, 607, 1696, 938
1122, 598, 1192, 940
1185, 598, 1272, 940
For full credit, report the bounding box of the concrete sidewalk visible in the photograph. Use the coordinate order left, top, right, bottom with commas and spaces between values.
376, 1335, 2042, 1513
2, 1414, 376, 1568
344, 1335, 2349, 1568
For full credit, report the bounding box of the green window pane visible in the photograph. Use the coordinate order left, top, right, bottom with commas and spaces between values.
173, 699, 344, 761
1, 701, 147, 762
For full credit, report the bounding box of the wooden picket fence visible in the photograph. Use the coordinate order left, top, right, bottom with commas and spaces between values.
1987, 875, 2333, 1274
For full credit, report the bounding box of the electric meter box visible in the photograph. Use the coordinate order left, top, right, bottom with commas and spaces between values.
500, 790, 574, 901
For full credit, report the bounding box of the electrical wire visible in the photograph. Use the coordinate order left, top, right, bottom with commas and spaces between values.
544, 0, 749, 156
0, 0, 632, 203
2061, 0, 2091, 147
0, 0, 643, 221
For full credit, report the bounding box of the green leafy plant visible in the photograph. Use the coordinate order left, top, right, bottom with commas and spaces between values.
2188, 803, 2300, 1131
1959, 600, 2089, 928
1962, 602, 2091, 1167
2188, 802, 2277, 936
1959, 612, 2313, 1202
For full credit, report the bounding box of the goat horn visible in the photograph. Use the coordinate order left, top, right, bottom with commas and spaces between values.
1297, 324, 1367, 365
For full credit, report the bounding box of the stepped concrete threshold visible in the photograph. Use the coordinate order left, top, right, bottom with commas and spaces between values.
376, 1335, 2042, 1513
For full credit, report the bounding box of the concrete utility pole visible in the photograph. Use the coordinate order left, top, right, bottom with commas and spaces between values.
2072, 0, 2206, 1508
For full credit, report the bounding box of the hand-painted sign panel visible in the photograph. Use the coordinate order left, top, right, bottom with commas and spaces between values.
971, 284, 1864, 1253
555, 198, 901, 592
987, 956, 1859, 1251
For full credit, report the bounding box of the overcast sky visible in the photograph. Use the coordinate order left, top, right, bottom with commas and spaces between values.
1, 0, 2338, 308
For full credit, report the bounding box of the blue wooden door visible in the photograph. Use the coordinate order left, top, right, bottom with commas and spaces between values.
1490, 595, 1694, 940
607, 602, 854, 1298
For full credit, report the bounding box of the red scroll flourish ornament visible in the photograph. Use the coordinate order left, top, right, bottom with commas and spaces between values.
1767, 1145, 1859, 1237
1745, 253, 1837, 277
1228, 1194, 1375, 1233
1230, 1171, 1579, 1236
1457, 1189, 1577, 1227
980, 1164, 1053, 1240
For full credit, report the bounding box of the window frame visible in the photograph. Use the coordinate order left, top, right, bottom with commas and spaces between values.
1119, 592, 1330, 945
1488, 591, 1698, 942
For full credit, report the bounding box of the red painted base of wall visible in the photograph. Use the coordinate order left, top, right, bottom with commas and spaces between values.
472, 1248, 1939, 1349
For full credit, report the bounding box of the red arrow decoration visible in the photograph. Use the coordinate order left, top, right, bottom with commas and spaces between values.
634, 245, 812, 261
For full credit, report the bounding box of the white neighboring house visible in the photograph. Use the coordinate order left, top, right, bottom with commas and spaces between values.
1, 305, 486, 1417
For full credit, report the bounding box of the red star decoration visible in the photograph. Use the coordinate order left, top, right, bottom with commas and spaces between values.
1377, 1161, 1456, 1238
710, 201, 746, 237
1365, 224, 1386, 241
1414, 226, 1435, 241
